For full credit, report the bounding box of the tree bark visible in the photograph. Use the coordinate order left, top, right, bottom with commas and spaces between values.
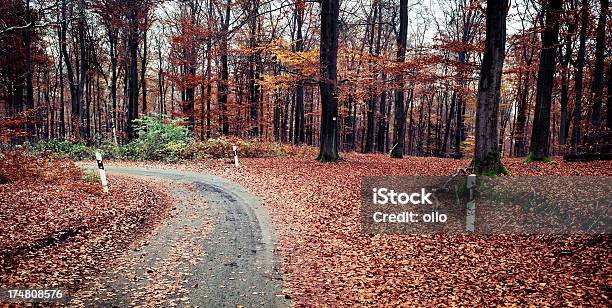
472, 0, 508, 175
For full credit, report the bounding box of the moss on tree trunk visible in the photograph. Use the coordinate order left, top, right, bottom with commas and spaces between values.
471, 155, 508, 176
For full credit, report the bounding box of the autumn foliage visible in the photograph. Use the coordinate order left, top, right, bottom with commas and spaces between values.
184, 154, 611, 306
0, 150, 91, 184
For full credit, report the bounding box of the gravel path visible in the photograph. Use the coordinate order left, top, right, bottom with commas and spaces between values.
79, 164, 289, 307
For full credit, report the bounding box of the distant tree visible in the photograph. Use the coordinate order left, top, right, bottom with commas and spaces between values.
472, 0, 508, 175
558, 1, 577, 147
608, 62, 612, 130
217, 0, 231, 136
571, 0, 589, 149
94, 0, 123, 144
293, 0, 306, 144
528, 0, 562, 161
589, 0, 608, 128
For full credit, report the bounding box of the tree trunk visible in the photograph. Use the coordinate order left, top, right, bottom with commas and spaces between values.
218, 0, 231, 136
364, 2, 379, 153
141, 24, 148, 114
472, 0, 508, 175
571, 0, 589, 149
406, 88, 414, 155
58, 42, 65, 138
513, 32, 536, 157
109, 28, 119, 144
157, 40, 164, 114
205, 33, 212, 138
390, 0, 408, 158
528, 0, 562, 161
23, 0, 35, 139
293, 1, 305, 144
126, 5, 139, 141
248, 0, 260, 137
60, 0, 79, 138
77, 0, 88, 139
317, 0, 340, 162
558, 17, 575, 146
376, 78, 388, 153
590, 0, 608, 127
607, 61, 612, 130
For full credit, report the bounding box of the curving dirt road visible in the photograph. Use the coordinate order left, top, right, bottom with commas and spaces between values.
77, 165, 289, 307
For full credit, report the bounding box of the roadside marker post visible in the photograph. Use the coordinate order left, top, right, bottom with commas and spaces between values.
232, 145, 239, 167
465, 174, 477, 232
95, 151, 109, 193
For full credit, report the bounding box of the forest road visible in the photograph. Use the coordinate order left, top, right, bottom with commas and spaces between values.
79, 164, 289, 308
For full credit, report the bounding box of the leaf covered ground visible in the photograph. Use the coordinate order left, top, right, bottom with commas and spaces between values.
123, 154, 611, 306
2, 152, 610, 306
0, 153, 173, 303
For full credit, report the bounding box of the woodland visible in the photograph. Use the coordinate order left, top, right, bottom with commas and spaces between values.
1, 0, 611, 305
0, 0, 610, 171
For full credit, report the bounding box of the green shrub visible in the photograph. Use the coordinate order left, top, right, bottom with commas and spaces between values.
125, 114, 192, 161
68, 143, 95, 160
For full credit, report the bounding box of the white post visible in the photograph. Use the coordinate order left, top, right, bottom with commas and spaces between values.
465, 174, 477, 232
95, 151, 109, 193
232, 145, 239, 167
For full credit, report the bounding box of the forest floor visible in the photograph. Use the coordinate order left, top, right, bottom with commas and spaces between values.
2, 153, 611, 306
113, 153, 612, 306
0, 162, 174, 305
